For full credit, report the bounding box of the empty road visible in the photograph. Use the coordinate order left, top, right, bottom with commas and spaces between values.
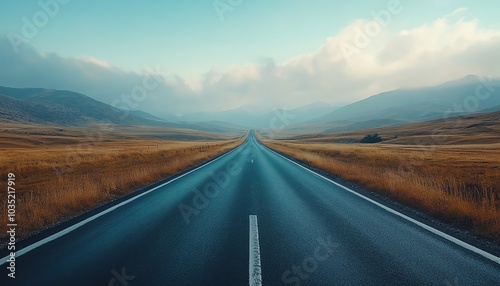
1, 131, 499, 285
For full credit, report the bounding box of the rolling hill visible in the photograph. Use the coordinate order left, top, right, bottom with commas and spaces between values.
171, 102, 338, 128
266, 110, 500, 146
303, 75, 500, 132
3, 75, 498, 134
0, 86, 247, 134
0, 86, 159, 126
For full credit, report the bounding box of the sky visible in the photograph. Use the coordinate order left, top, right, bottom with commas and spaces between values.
0, 0, 499, 116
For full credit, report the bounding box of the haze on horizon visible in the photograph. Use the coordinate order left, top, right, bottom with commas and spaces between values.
0, 0, 499, 117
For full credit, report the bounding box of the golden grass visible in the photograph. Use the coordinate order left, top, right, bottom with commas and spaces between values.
0, 128, 244, 239
261, 139, 500, 242
265, 111, 500, 146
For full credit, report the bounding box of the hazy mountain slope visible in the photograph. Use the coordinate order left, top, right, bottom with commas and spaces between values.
129, 110, 167, 122
0, 93, 84, 124
169, 121, 248, 134
265, 102, 336, 126
0, 86, 247, 133
0, 86, 159, 125
313, 75, 500, 124
177, 106, 269, 127
171, 102, 336, 128
479, 105, 500, 113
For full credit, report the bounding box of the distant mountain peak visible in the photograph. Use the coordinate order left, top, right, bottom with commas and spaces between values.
304, 101, 333, 108
464, 74, 479, 79
438, 74, 481, 88
309, 75, 500, 128
235, 105, 271, 115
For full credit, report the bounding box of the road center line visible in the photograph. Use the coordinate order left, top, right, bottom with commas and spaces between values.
249, 215, 262, 286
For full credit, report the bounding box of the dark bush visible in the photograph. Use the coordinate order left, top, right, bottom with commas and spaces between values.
360, 133, 382, 143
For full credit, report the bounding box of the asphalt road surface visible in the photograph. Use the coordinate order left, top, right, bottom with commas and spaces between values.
1, 131, 499, 285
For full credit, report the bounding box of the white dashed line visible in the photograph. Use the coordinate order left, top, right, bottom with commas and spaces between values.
249, 215, 262, 286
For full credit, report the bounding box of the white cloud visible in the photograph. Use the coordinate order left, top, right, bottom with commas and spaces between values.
77, 56, 112, 68
1, 11, 499, 116
204, 11, 500, 105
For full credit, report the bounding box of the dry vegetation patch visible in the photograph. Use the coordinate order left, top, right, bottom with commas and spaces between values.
0, 125, 244, 240
261, 139, 500, 242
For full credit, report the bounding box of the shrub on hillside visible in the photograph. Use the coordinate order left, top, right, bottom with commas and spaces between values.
360, 133, 382, 143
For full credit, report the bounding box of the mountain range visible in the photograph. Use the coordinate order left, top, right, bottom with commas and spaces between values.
171, 102, 337, 128
1, 75, 498, 133
0, 86, 160, 126
0, 87, 245, 133
288, 75, 500, 133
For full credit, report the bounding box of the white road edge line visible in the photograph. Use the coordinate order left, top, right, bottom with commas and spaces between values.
0, 142, 246, 266
263, 144, 500, 265
249, 215, 263, 286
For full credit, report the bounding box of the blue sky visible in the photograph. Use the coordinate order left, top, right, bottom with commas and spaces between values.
2, 0, 498, 78
0, 0, 499, 114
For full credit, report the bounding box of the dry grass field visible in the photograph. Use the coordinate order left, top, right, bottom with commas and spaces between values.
260, 112, 500, 242
269, 111, 500, 145
0, 123, 244, 240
